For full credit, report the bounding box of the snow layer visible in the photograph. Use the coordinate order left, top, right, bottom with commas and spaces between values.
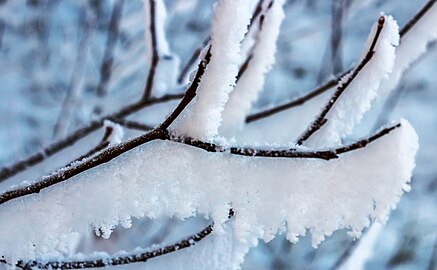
0, 119, 418, 263
175, 0, 256, 140
304, 15, 399, 148
220, 0, 285, 138
378, 3, 437, 95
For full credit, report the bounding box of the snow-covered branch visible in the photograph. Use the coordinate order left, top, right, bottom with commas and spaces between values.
175, 0, 257, 140
220, 0, 285, 137
297, 15, 398, 146
1, 1, 434, 268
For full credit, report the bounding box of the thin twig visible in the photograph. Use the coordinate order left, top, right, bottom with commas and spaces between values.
142, 0, 159, 100
246, 78, 339, 123
177, 36, 210, 84
0, 120, 401, 207
0, 1, 432, 183
246, 0, 433, 125
173, 122, 401, 160
67, 126, 114, 165
158, 47, 212, 130
399, 0, 436, 37
110, 119, 153, 132
0, 94, 182, 183
0, 129, 168, 206
10, 210, 235, 270
16, 222, 214, 269
296, 16, 385, 145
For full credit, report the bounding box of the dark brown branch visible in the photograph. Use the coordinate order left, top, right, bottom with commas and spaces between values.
334, 123, 400, 154
236, 0, 275, 82
142, 0, 159, 101
67, 126, 115, 165
0, 47, 205, 207
177, 36, 210, 84
0, 94, 182, 183
159, 47, 212, 130
172, 122, 401, 160
15, 222, 214, 269
399, 0, 436, 37
110, 119, 153, 132
296, 16, 385, 145
236, 54, 253, 83
246, 1, 432, 125
0, 0, 432, 188
0, 129, 168, 206
248, 0, 265, 33
10, 210, 235, 270
246, 78, 338, 123
0, 119, 401, 207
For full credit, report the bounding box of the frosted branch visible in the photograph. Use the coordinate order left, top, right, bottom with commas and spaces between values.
1, 1, 432, 183
175, 122, 401, 160
0, 94, 182, 183
221, 0, 285, 136
159, 47, 212, 130
175, 0, 258, 140
296, 16, 387, 145
0, 120, 403, 207
14, 222, 214, 269
246, 1, 437, 125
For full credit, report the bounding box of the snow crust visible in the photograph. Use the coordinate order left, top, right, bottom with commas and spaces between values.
175, 0, 257, 140
220, 0, 285, 138
378, 3, 437, 95
0, 119, 418, 263
304, 15, 400, 148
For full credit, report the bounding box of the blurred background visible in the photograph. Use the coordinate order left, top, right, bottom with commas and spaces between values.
0, 0, 435, 269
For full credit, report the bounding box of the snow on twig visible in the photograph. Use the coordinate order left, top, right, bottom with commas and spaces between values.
378, 0, 437, 95
0, 119, 418, 261
297, 15, 399, 147
220, 0, 285, 137
175, 0, 257, 140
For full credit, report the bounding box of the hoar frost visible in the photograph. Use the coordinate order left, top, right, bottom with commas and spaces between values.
0, 0, 427, 268
0, 119, 418, 262
175, 0, 257, 140
303, 15, 400, 148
